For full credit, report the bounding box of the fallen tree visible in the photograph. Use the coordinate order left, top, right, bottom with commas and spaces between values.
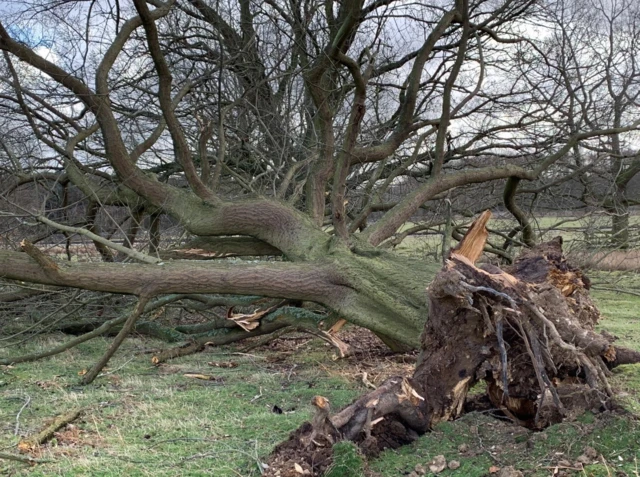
264, 211, 640, 476
1, 0, 640, 386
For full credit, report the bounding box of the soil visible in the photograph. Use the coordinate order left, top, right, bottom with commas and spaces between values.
263, 422, 334, 477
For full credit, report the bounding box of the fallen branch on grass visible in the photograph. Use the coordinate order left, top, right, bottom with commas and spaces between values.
0, 451, 51, 465
18, 408, 84, 453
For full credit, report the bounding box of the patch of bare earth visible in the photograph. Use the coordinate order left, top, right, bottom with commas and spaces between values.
258, 326, 417, 385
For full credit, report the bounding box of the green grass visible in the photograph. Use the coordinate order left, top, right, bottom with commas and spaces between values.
0, 336, 362, 476
367, 409, 640, 476
2, 273, 640, 476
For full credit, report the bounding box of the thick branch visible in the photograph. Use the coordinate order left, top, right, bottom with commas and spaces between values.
364, 121, 640, 246
132, 0, 214, 201
503, 177, 535, 247
0, 250, 352, 304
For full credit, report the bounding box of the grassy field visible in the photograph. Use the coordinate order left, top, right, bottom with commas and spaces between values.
2, 280, 640, 476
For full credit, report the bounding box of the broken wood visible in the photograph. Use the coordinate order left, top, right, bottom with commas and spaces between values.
328, 319, 347, 335
18, 408, 83, 453
451, 209, 492, 263
20, 240, 60, 277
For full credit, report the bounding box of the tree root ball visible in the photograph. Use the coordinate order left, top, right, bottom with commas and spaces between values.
266, 217, 640, 475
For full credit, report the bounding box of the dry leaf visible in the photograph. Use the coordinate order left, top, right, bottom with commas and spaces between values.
294, 462, 304, 474
17, 441, 33, 453
489, 465, 501, 473
77, 369, 87, 376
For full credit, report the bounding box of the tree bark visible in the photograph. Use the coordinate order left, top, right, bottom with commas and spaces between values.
610, 188, 630, 249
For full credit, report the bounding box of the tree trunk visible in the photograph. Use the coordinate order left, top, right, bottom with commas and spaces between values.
265, 211, 639, 476
611, 196, 630, 249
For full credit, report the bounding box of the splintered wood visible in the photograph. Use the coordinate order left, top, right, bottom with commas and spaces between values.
451, 210, 492, 264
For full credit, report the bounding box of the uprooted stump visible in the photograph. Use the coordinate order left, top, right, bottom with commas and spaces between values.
265, 211, 640, 476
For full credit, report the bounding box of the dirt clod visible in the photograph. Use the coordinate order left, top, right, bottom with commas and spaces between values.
497, 466, 523, 477
448, 460, 461, 470
576, 454, 592, 465
429, 455, 447, 473
414, 463, 427, 475
583, 446, 598, 459
458, 443, 469, 453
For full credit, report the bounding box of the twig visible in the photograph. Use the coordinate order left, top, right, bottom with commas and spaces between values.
14, 395, 31, 436
0, 314, 128, 366
287, 364, 297, 381
97, 356, 136, 378
250, 387, 263, 403
0, 451, 51, 464
591, 286, 640, 298
34, 215, 161, 264
147, 437, 225, 449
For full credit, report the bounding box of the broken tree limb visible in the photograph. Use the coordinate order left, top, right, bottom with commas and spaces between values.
151, 306, 328, 364
20, 240, 60, 278
0, 314, 129, 366
18, 408, 83, 453
450, 209, 491, 262
81, 296, 151, 384
0, 451, 51, 464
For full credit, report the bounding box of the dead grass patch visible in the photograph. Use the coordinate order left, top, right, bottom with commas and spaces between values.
570, 249, 640, 271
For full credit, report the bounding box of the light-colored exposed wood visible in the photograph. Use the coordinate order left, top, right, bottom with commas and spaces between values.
328, 318, 347, 335
451, 209, 492, 264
